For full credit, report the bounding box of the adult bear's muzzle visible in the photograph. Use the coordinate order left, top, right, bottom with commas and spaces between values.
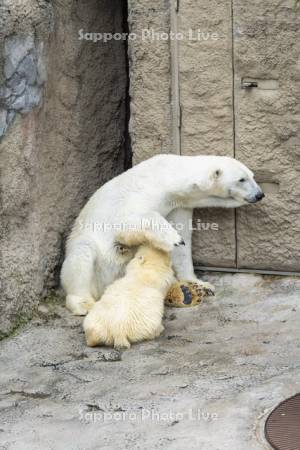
246, 190, 265, 203
255, 191, 265, 201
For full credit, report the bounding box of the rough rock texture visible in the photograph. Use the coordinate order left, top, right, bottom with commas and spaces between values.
0, 274, 300, 449
233, 0, 300, 271
0, 36, 46, 136
128, 0, 173, 164
0, 0, 127, 336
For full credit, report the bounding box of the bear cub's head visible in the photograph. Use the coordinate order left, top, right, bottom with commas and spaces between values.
126, 245, 174, 288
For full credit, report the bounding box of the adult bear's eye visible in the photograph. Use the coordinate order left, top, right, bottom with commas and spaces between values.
239, 178, 246, 183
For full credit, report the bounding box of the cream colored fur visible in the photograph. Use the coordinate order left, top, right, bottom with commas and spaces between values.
83, 245, 175, 349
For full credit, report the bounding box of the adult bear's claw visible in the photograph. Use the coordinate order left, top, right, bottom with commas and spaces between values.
193, 281, 216, 297
204, 288, 215, 296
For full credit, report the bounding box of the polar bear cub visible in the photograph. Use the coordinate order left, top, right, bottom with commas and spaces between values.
83, 244, 175, 349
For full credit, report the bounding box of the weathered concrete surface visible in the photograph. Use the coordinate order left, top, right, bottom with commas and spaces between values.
178, 0, 234, 154
128, 0, 237, 267
129, 0, 300, 272
178, 0, 237, 268
128, 0, 173, 163
0, 274, 299, 449
0, 0, 127, 336
128, 0, 237, 266
233, 0, 300, 271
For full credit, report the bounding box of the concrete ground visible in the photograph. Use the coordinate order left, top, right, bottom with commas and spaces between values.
0, 273, 300, 450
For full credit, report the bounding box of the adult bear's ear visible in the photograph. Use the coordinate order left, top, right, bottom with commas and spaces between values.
212, 169, 222, 180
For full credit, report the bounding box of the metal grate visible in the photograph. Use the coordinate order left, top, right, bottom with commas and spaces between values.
265, 394, 300, 450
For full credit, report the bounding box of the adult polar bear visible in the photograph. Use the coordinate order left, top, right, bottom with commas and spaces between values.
61, 154, 264, 315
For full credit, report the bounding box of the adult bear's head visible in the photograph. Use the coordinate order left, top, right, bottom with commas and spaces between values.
208, 156, 264, 205
184, 155, 264, 207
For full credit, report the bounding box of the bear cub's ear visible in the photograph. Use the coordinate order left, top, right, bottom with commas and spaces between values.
138, 255, 145, 264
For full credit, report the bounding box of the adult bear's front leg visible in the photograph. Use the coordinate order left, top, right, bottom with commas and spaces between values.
116, 211, 185, 253
167, 208, 215, 296
61, 242, 98, 315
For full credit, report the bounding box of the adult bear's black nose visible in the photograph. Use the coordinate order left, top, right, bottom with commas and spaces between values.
255, 192, 265, 201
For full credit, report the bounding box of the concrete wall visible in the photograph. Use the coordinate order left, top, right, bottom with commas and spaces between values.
233, 0, 300, 271
177, 0, 237, 268
128, 0, 300, 272
0, 0, 127, 336
127, 0, 237, 267
128, 0, 173, 163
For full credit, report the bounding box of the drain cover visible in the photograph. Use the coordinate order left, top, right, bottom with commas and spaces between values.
265, 394, 300, 450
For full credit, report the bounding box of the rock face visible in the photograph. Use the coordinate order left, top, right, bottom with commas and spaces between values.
0, 0, 127, 336
0, 36, 46, 136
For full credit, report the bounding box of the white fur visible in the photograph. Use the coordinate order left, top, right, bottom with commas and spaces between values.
61, 154, 263, 314
83, 245, 175, 348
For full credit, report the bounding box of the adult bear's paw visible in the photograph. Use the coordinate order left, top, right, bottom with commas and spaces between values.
165, 280, 215, 308
151, 228, 185, 253
66, 295, 96, 316
198, 281, 215, 297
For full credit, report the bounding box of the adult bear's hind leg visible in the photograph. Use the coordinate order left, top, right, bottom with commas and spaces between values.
61, 242, 98, 315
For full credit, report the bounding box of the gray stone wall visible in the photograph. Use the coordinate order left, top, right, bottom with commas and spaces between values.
0, 36, 46, 135
0, 0, 127, 336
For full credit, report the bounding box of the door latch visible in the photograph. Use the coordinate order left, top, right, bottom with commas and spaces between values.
241, 79, 258, 89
